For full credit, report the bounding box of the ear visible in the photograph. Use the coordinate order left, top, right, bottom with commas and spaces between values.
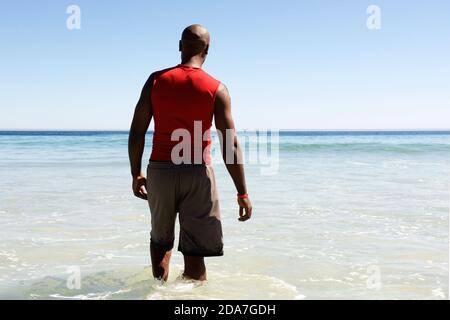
179, 40, 182, 52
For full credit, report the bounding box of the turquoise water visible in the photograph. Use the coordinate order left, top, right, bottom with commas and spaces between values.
0, 131, 449, 299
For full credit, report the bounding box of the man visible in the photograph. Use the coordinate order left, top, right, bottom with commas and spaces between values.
128, 24, 252, 281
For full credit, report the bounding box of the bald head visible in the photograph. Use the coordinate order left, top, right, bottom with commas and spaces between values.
179, 24, 210, 60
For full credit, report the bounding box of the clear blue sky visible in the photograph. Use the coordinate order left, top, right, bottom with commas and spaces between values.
1, 0, 449, 130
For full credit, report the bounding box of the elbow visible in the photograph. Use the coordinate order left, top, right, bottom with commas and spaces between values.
128, 128, 145, 144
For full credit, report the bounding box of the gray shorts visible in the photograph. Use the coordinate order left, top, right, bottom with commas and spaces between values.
146, 161, 223, 257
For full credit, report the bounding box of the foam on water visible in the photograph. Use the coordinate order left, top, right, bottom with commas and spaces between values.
1, 266, 303, 300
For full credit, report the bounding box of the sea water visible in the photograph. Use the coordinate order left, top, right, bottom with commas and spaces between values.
0, 131, 448, 299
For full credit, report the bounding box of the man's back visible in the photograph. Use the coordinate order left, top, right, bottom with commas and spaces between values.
150, 65, 220, 163
128, 24, 252, 282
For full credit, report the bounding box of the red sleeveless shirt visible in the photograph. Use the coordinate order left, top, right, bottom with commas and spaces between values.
150, 65, 221, 164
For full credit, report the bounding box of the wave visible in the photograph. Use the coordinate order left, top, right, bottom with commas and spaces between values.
275, 142, 450, 153
0, 266, 303, 300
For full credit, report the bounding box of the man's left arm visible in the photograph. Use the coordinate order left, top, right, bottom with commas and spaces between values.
128, 73, 154, 200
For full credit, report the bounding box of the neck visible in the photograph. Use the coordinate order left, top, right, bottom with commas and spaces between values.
180, 55, 204, 68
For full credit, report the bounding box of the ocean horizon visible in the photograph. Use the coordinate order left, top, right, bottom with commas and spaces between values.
1, 129, 450, 133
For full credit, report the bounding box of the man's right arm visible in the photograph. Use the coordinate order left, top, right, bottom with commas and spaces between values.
128, 73, 154, 200
214, 83, 252, 221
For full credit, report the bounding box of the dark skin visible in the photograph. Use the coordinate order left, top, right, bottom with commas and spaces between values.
128, 24, 252, 282
214, 83, 253, 222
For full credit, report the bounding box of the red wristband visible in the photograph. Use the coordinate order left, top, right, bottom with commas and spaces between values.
237, 193, 249, 199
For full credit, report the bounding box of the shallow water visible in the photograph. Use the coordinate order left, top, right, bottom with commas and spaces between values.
0, 131, 448, 299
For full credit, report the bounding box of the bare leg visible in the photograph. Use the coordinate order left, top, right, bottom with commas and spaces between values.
150, 242, 172, 281
183, 255, 206, 281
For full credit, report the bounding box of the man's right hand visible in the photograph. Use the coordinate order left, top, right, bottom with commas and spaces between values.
238, 197, 252, 221
132, 175, 148, 200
